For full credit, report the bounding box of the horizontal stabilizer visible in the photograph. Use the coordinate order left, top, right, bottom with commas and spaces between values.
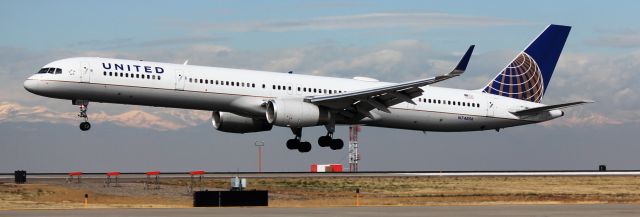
511, 100, 593, 116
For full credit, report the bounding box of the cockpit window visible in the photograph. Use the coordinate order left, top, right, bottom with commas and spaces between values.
36, 68, 63, 74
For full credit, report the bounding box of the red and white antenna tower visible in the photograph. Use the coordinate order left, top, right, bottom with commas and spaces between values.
348, 125, 361, 172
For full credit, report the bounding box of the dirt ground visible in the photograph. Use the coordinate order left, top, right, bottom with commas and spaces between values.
2, 176, 640, 209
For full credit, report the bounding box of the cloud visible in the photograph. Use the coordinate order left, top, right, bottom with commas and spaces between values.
301, 2, 369, 10
0, 101, 209, 131
541, 112, 624, 127
68, 36, 225, 50
587, 30, 640, 48
3, 29, 640, 128
202, 12, 525, 32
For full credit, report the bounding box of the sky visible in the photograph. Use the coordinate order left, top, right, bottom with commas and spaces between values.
1, 0, 639, 172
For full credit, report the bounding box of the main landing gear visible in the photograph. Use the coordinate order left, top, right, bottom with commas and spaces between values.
318, 133, 344, 150
285, 126, 344, 153
74, 100, 91, 131
320, 120, 344, 150
286, 128, 312, 153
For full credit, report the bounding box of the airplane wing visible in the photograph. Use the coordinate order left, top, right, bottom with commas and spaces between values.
510, 100, 594, 116
305, 45, 475, 119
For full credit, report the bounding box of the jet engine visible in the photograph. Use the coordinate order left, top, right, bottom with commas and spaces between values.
265, 99, 329, 128
211, 111, 272, 133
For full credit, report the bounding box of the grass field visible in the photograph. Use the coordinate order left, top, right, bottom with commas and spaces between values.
2, 176, 640, 209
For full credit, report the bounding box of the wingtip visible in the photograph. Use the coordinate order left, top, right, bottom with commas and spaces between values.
452, 45, 475, 74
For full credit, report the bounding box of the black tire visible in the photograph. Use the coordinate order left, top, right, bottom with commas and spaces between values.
286, 139, 299, 150
330, 139, 344, 150
318, 136, 332, 147
79, 122, 91, 131
298, 142, 312, 153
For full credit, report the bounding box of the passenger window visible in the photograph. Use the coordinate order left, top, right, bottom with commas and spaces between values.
103, 71, 107, 76
158, 76, 161, 80
289, 86, 292, 91
262, 84, 265, 88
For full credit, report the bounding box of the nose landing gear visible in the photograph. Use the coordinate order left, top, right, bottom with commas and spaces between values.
74, 100, 91, 131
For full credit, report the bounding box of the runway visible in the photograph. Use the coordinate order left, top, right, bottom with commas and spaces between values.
2, 204, 640, 217
2, 170, 640, 180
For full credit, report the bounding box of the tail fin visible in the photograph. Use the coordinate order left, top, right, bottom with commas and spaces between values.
481, 24, 571, 103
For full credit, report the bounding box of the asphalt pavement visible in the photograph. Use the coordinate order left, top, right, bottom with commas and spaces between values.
2, 204, 640, 217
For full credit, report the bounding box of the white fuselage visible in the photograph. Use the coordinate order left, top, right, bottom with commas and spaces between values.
24, 57, 555, 132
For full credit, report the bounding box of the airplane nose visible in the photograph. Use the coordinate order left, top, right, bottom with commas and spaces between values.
23, 79, 40, 94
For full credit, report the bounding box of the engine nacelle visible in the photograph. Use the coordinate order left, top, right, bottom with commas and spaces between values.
266, 99, 329, 128
211, 111, 272, 133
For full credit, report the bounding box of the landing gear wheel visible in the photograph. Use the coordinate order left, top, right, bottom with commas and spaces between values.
318, 135, 332, 147
298, 142, 312, 153
330, 139, 344, 150
286, 139, 300, 150
75, 101, 91, 131
79, 122, 91, 131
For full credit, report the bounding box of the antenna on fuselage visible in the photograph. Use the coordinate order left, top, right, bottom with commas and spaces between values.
183, 60, 189, 65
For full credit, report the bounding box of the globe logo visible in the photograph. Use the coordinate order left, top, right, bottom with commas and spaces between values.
483, 52, 544, 103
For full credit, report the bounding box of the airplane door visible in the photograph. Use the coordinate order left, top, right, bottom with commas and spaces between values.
79, 62, 91, 83
487, 97, 496, 117
175, 70, 186, 90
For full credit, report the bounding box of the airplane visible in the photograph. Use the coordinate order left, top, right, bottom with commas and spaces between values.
24, 24, 591, 153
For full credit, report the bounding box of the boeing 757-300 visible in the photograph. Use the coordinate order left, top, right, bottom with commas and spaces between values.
24, 24, 591, 152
